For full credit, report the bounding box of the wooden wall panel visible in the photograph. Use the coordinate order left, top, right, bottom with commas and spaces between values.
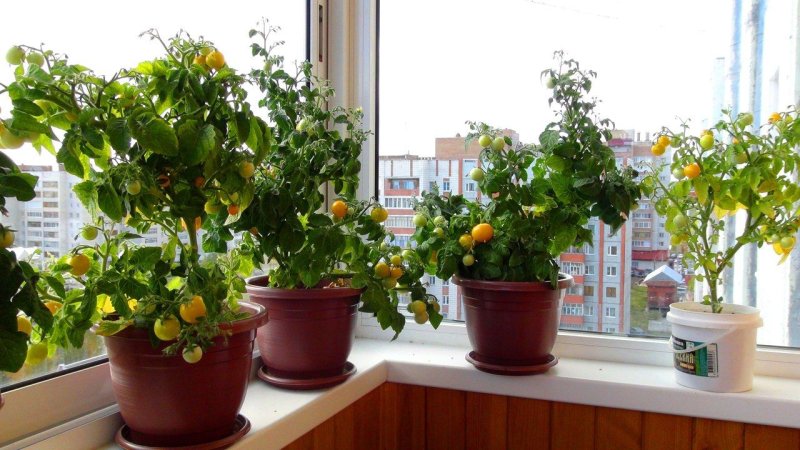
283, 382, 800, 450
551, 401, 596, 450
693, 418, 744, 450
425, 387, 466, 450
507, 397, 550, 450
642, 412, 693, 450
743, 424, 800, 450
380, 383, 426, 450
596, 407, 643, 450
465, 392, 507, 450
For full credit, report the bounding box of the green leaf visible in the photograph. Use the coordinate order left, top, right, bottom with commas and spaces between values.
9, 110, 51, 135
97, 183, 124, 221
130, 116, 178, 156
72, 180, 98, 217
0, 328, 28, 372
12, 98, 44, 116
0, 173, 37, 201
106, 118, 131, 152
94, 319, 132, 337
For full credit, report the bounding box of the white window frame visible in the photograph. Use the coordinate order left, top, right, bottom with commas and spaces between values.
606, 265, 618, 277
607, 245, 618, 256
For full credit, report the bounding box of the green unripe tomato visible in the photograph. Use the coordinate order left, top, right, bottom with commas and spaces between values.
402, 249, 415, 260
670, 235, 683, 246
462, 254, 475, 266
491, 137, 505, 152
699, 134, 714, 150
469, 168, 485, 182
413, 214, 427, 227
433, 216, 446, 227
477, 134, 492, 148
126, 180, 142, 195
737, 112, 754, 127
545, 76, 557, 89
735, 151, 748, 164
673, 214, 688, 228
6, 46, 25, 65
81, 227, 98, 241
26, 52, 44, 66
433, 227, 445, 238
672, 167, 685, 179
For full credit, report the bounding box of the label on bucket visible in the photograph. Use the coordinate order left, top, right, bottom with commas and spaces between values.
672, 336, 718, 377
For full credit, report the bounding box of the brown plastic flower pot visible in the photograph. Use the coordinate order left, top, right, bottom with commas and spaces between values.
454, 274, 573, 375
103, 301, 267, 447
245, 275, 361, 390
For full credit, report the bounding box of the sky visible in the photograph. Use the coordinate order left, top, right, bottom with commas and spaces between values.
379, 0, 728, 155
0, 0, 306, 166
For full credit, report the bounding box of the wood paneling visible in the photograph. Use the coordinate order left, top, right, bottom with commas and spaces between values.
507, 397, 550, 450
283, 383, 800, 450
744, 424, 800, 450
465, 392, 507, 450
380, 382, 426, 450
596, 407, 643, 450
693, 418, 744, 450
425, 387, 465, 450
551, 401, 595, 450
643, 412, 693, 450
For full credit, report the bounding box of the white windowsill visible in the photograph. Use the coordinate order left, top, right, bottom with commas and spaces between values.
16, 337, 800, 450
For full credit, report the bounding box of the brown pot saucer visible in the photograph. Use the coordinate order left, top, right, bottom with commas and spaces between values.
466, 351, 558, 376
257, 361, 356, 390
115, 414, 250, 450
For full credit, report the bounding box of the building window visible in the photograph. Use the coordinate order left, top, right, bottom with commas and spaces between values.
384, 196, 414, 209
441, 179, 451, 192
442, 278, 449, 286
428, 276, 436, 286
584, 305, 595, 316
42, 181, 58, 188
441, 295, 449, 305
607, 245, 618, 256
567, 284, 583, 296
584, 264, 596, 276
584, 243, 595, 255
388, 178, 418, 189
584, 285, 595, 297
606, 287, 617, 299
605, 306, 617, 318
633, 221, 651, 229
562, 303, 584, 316
562, 262, 585, 276
606, 265, 617, 277
464, 182, 476, 193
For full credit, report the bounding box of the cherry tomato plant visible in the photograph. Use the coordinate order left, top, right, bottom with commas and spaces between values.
646, 109, 800, 312
0, 151, 53, 372
2, 31, 264, 358
230, 22, 438, 336
412, 52, 642, 285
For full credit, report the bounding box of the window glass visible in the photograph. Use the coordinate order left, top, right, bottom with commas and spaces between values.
0, 0, 306, 389
379, 0, 800, 347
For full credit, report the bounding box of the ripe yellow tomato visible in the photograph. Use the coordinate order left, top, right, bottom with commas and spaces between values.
69, 253, 91, 277
410, 300, 427, 314
331, 200, 348, 219
657, 135, 671, 147
193, 54, 207, 66
370, 206, 388, 223
683, 163, 701, 180
1, 229, 15, 248
179, 295, 207, 324
25, 342, 48, 366
390, 254, 402, 266
374, 261, 390, 278
414, 311, 429, 324
206, 50, 226, 70
390, 266, 404, 279
471, 223, 494, 243
17, 316, 32, 336
651, 144, 666, 156
458, 234, 474, 250
154, 316, 180, 341
45, 301, 62, 315
239, 161, 255, 179
768, 112, 782, 124
382, 277, 398, 289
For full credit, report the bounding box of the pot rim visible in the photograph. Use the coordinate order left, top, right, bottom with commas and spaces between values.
95, 300, 268, 338
245, 275, 365, 299
452, 273, 574, 292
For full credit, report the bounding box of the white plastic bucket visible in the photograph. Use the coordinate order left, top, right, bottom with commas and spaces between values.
666, 302, 762, 393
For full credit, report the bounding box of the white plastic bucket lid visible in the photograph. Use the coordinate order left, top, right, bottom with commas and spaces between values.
666, 302, 763, 330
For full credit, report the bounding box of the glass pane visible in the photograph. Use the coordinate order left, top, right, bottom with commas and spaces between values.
0, 0, 306, 389
378, 0, 799, 346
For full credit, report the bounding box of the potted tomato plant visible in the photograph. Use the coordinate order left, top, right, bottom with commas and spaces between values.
232, 24, 439, 390
0, 145, 55, 409
2, 33, 268, 446
647, 109, 800, 392
411, 53, 642, 375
